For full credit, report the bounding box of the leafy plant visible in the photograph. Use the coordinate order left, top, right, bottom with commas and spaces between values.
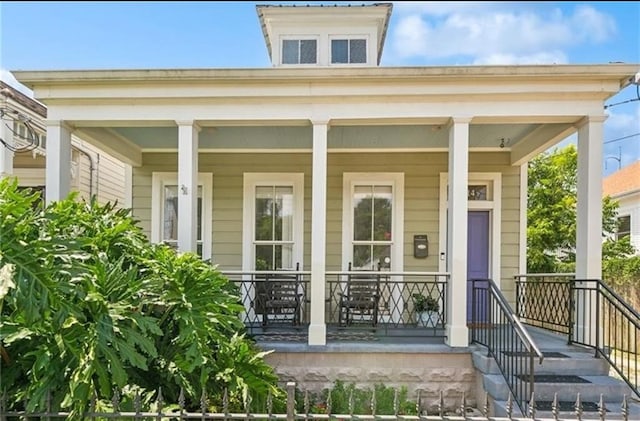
412, 293, 439, 312
0, 178, 282, 416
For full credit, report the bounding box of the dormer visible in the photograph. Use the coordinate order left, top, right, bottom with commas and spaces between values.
256, 3, 392, 67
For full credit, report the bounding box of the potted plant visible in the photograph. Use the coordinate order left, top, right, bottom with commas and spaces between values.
412, 293, 440, 327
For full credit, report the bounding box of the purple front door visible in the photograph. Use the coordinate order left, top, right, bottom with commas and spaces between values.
467, 211, 490, 322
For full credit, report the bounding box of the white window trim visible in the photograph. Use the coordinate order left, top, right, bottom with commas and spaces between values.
242, 173, 305, 271
328, 35, 370, 66
342, 173, 404, 272
438, 172, 502, 287
279, 35, 319, 66
616, 214, 632, 240
151, 172, 213, 260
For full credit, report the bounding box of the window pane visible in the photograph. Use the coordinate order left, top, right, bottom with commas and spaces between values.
255, 244, 294, 270
373, 186, 392, 241
300, 40, 317, 63
468, 185, 487, 201
275, 244, 294, 269
353, 245, 371, 269
255, 186, 274, 241
275, 186, 293, 241
282, 40, 299, 64
163, 186, 179, 241
353, 186, 373, 241
255, 244, 273, 270
374, 245, 390, 269
163, 186, 203, 242
350, 39, 366, 63
331, 39, 348, 63
617, 215, 631, 239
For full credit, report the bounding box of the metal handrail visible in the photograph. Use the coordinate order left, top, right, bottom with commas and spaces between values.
515, 274, 640, 399
470, 278, 544, 415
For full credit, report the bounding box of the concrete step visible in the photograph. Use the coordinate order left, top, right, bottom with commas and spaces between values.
472, 348, 610, 376
481, 372, 633, 402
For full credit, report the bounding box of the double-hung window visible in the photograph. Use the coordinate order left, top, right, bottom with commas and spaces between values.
151, 172, 212, 260
243, 173, 304, 271
343, 173, 404, 271
282, 39, 317, 64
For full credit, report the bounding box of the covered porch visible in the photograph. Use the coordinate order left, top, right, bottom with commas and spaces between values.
13, 65, 636, 348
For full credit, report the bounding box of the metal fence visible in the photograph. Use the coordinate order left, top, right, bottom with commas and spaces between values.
1, 382, 635, 421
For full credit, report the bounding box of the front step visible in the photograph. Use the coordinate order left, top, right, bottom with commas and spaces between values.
472, 344, 639, 418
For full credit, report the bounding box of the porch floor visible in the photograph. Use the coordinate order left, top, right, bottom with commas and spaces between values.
251, 323, 585, 354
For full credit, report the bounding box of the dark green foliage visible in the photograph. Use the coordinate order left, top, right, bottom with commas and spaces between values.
527, 145, 622, 273
301, 380, 418, 415
0, 178, 281, 417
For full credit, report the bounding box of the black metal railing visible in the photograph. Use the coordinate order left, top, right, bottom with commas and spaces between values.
515, 275, 640, 399
470, 279, 544, 415
515, 274, 575, 334
325, 272, 448, 336
223, 270, 311, 335
573, 279, 640, 398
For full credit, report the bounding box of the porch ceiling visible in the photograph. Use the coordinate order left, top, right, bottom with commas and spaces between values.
94, 122, 571, 156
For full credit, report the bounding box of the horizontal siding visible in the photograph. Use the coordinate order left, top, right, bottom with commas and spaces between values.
133, 151, 521, 291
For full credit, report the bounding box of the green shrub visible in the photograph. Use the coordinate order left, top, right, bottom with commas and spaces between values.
0, 178, 281, 417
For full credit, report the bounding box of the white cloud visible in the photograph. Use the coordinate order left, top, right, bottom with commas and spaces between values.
0, 69, 34, 97
389, 3, 617, 65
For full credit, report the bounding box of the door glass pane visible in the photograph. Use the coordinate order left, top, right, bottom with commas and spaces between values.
374, 245, 390, 269
373, 186, 392, 240
331, 39, 348, 63
282, 40, 298, 64
255, 186, 273, 241
275, 186, 293, 241
350, 39, 366, 63
300, 40, 317, 63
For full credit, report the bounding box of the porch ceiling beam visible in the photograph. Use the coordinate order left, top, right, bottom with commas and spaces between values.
40, 100, 604, 123
510, 123, 576, 166
74, 127, 142, 167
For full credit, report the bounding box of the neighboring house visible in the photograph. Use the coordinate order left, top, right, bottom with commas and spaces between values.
0, 80, 128, 206
603, 160, 640, 253
10, 3, 640, 408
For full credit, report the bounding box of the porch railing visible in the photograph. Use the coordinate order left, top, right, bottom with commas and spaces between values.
515, 275, 640, 399
325, 271, 448, 335
222, 271, 448, 338
470, 279, 544, 416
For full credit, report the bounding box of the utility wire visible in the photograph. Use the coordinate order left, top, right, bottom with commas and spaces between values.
603, 132, 640, 145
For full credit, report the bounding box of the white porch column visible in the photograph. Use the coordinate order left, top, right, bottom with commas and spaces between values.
45, 120, 72, 204
446, 117, 471, 347
176, 121, 199, 254
576, 116, 606, 279
0, 116, 14, 177
575, 116, 605, 346
308, 119, 328, 345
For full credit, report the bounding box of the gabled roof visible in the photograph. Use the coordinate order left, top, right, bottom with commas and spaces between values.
0, 80, 47, 118
603, 160, 640, 198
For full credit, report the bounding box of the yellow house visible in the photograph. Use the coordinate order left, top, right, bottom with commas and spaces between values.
10, 3, 640, 413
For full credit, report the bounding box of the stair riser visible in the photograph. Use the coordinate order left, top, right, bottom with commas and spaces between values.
474, 353, 610, 376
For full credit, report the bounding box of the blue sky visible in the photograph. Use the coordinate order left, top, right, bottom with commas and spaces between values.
1, 1, 638, 175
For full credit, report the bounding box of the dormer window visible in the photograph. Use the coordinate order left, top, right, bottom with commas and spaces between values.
331, 38, 367, 64
282, 39, 317, 64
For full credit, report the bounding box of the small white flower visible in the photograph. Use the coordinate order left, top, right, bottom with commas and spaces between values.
0, 263, 16, 299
